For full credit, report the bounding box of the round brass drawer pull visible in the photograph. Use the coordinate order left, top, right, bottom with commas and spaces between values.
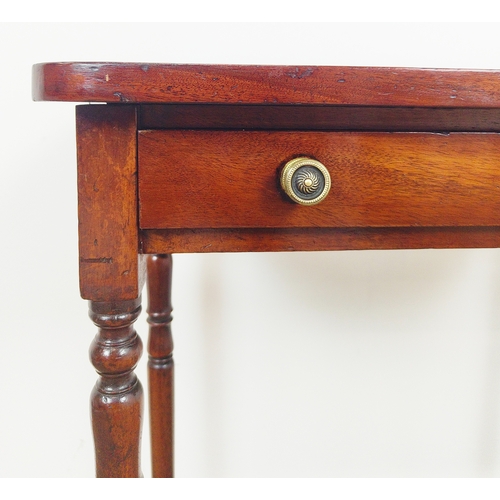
280, 157, 331, 205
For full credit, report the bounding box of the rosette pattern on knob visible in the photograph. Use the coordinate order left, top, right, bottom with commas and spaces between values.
280, 157, 331, 206
295, 167, 321, 194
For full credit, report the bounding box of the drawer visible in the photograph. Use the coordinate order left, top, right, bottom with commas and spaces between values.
138, 130, 500, 230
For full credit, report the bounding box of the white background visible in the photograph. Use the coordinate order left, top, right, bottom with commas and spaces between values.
2, 22, 500, 479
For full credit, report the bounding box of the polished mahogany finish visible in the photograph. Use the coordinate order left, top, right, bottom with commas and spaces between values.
89, 298, 144, 478
140, 227, 500, 254
33, 62, 500, 477
139, 130, 500, 231
77, 105, 145, 302
33, 62, 500, 107
139, 104, 500, 132
146, 254, 174, 478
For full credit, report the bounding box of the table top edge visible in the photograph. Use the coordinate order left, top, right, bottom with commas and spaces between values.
32, 62, 500, 107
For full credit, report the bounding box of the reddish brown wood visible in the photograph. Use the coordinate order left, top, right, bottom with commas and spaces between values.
138, 131, 500, 230
33, 63, 500, 107
140, 227, 500, 254
77, 105, 145, 301
33, 62, 500, 478
139, 104, 500, 132
89, 298, 144, 478
146, 254, 174, 478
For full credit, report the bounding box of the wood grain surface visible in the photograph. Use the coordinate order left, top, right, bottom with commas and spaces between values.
33, 63, 500, 107
34, 62, 500, 480
139, 104, 500, 132
140, 227, 500, 254
77, 105, 145, 301
89, 298, 144, 478
138, 130, 500, 230
146, 254, 174, 478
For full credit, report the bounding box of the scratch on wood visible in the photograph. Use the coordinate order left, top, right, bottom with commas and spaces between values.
113, 92, 131, 103
285, 67, 315, 79
80, 257, 114, 264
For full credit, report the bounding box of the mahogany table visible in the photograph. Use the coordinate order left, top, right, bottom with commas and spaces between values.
32, 62, 500, 477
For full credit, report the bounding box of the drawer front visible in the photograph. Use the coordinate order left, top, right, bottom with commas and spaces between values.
138, 130, 500, 229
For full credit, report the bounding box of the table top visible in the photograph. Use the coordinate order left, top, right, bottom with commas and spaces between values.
32, 62, 500, 107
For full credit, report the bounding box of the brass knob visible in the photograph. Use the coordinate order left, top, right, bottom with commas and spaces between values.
280, 157, 331, 205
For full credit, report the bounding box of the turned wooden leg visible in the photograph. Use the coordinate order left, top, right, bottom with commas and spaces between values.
89, 298, 144, 478
146, 254, 174, 478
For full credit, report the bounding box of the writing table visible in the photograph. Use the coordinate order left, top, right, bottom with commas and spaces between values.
32, 62, 500, 477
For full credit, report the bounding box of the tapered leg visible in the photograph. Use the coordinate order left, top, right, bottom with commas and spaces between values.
89, 298, 144, 478
146, 254, 174, 478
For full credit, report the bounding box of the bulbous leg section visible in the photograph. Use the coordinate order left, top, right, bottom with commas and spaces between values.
89, 297, 144, 478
